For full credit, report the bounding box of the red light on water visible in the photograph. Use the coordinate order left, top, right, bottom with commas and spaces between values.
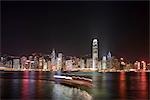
140, 72, 148, 98
119, 72, 126, 99
21, 79, 29, 100
120, 72, 126, 81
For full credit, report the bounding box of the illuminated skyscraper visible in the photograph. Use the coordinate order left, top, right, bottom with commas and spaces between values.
39, 57, 43, 69
79, 59, 85, 69
107, 51, 112, 68
137, 62, 140, 69
134, 61, 140, 70
33, 56, 38, 69
57, 53, 63, 70
43, 59, 48, 70
92, 39, 98, 69
102, 56, 107, 69
98, 60, 101, 69
107, 51, 112, 60
65, 60, 73, 71
28, 55, 33, 69
86, 58, 92, 68
13, 58, 20, 69
51, 49, 56, 70
21, 56, 27, 69
141, 61, 146, 70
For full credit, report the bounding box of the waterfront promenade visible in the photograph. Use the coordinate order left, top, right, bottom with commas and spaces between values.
0, 67, 150, 72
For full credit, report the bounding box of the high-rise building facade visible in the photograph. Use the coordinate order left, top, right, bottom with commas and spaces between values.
33, 56, 38, 69
51, 49, 56, 71
39, 57, 43, 69
21, 56, 27, 69
141, 61, 146, 70
57, 53, 63, 70
51, 49, 56, 65
102, 56, 107, 69
79, 59, 85, 69
86, 58, 92, 68
65, 60, 73, 71
43, 59, 48, 70
13, 58, 20, 69
92, 39, 98, 69
107, 51, 112, 60
107, 51, 112, 69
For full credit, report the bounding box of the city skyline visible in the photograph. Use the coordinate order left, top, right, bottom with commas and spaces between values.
1, 1, 150, 100
1, 1, 149, 62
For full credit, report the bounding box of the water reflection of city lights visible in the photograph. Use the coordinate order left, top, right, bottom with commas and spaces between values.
12, 79, 19, 97
36, 80, 43, 98
119, 72, 126, 99
21, 79, 29, 100
120, 72, 126, 81
23, 71, 29, 79
52, 84, 92, 100
140, 72, 148, 98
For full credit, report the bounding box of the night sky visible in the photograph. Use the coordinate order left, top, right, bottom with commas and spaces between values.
1, 1, 149, 62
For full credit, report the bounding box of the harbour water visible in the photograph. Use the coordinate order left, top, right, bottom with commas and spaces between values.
0, 71, 149, 100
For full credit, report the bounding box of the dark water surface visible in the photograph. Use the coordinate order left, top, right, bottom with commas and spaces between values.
0, 71, 150, 100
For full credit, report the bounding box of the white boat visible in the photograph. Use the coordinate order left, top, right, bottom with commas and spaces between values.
54, 75, 72, 80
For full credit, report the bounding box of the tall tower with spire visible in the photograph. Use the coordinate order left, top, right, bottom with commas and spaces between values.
107, 51, 112, 60
92, 38, 98, 69
51, 49, 56, 67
